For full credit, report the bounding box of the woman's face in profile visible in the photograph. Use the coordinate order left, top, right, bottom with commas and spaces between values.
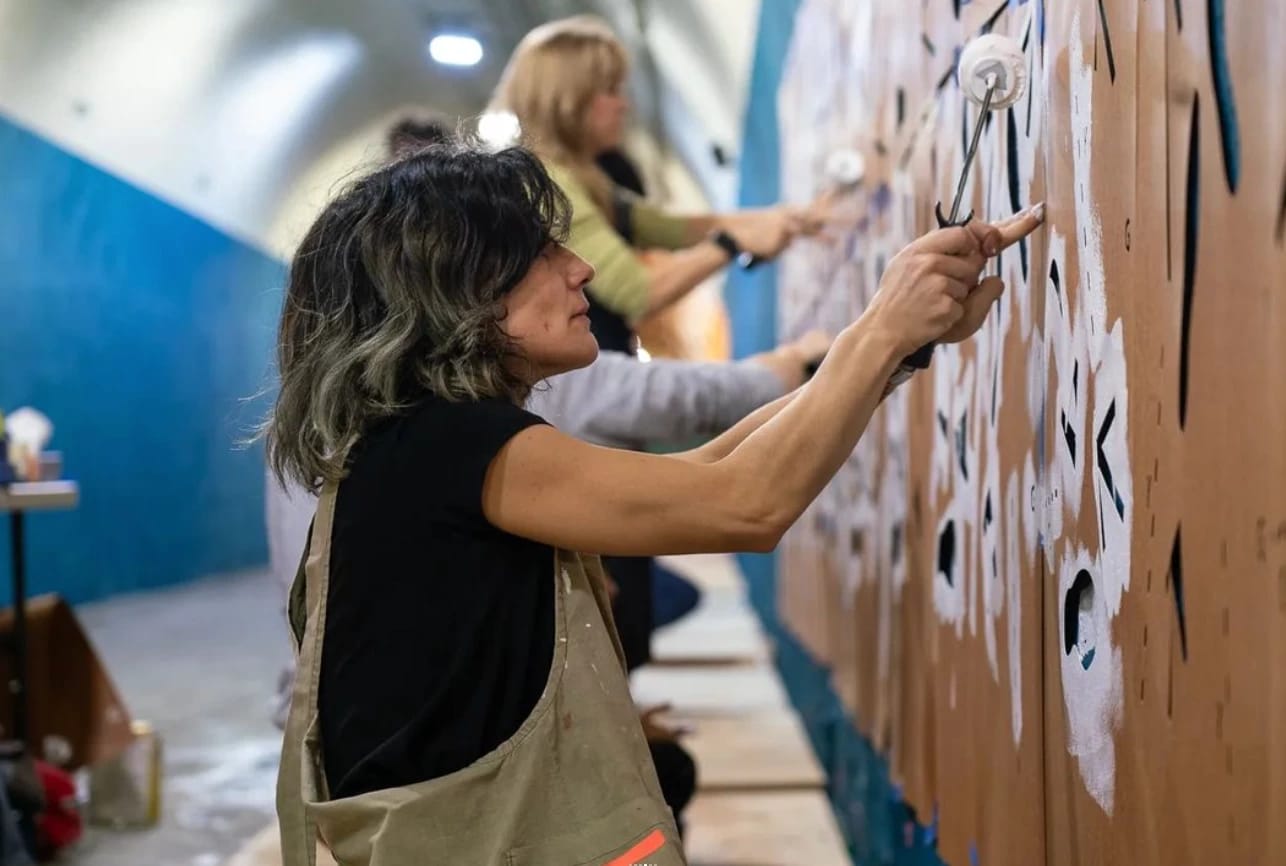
502, 243, 600, 381
582, 83, 629, 155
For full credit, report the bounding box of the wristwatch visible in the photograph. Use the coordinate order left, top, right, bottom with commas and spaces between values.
710, 230, 757, 269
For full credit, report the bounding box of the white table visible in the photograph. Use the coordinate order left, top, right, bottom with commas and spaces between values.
0, 476, 79, 750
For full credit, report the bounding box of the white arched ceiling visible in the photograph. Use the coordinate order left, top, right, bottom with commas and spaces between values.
0, 0, 760, 257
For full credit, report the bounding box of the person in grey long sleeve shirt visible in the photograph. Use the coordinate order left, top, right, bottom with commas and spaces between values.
526, 351, 788, 451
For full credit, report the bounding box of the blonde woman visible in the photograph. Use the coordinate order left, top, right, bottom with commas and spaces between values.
490, 15, 820, 353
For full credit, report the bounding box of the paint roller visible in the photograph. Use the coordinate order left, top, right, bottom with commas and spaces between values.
903, 31, 1027, 370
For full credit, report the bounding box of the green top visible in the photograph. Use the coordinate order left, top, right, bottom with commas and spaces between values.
545, 161, 690, 322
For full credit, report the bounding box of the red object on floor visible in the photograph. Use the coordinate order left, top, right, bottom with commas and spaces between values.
35, 760, 82, 861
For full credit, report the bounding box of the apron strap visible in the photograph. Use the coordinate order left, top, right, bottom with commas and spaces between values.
277, 481, 340, 866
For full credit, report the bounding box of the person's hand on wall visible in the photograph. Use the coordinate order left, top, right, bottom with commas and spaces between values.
722, 208, 799, 261
790, 186, 856, 239
749, 329, 834, 390
863, 204, 1044, 353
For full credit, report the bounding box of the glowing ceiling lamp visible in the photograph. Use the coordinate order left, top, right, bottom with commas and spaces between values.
477, 110, 520, 148
428, 33, 483, 67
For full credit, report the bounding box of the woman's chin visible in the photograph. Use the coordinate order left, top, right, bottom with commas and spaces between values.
542, 339, 600, 379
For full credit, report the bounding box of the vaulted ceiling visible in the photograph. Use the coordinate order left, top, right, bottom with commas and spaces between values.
0, 0, 761, 255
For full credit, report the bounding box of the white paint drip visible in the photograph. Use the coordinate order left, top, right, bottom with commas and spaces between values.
981, 441, 1003, 683
1026, 326, 1046, 434
1005, 470, 1024, 746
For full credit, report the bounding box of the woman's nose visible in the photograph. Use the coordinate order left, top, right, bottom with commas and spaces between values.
566, 250, 595, 286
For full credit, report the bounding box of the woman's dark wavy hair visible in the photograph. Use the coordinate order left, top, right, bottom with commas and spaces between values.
266, 141, 571, 491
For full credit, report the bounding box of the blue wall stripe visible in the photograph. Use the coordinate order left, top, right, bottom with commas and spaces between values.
0, 115, 284, 605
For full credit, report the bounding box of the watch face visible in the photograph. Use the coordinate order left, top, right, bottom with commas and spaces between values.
737, 251, 756, 269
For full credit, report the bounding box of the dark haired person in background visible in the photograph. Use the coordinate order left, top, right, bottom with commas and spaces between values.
384, 110, 453, 158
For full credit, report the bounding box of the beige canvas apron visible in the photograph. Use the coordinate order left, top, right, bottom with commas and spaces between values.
277, 482, 686, 866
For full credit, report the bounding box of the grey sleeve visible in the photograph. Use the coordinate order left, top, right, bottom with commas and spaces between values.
527, 351, 788, 449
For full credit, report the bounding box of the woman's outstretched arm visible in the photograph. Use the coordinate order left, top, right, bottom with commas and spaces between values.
482, 215, 1041, 557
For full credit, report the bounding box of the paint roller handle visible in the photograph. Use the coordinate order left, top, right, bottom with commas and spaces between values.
899, 205, 1046, 370
901, 204, 977, 369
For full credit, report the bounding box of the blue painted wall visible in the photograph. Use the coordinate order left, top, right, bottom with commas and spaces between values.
0, 115, 284, 605
729, 3, 947, 864
725, 0, 803, 614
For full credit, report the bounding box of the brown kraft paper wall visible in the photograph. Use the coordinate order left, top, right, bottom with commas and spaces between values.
772, 0, 1285, 863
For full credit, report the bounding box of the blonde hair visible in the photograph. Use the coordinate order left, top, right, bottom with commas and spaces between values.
490, 15, 628, 213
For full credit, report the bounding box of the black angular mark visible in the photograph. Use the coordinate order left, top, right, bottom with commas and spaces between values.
1025, 50, 1035, 137
1206, 0, 1240, 193
1038, 0, 1047, 48
938, 520, 957, 586
953, 0, 962, 19
1096, 0, 1117, 82
1006, 107, 1029, 280
897, 88, 906, 129
1050, 259, 1063, 313
1061, 410, 1077, 464
850, 528, 865, 554
1096, 399, 1126, 521
982, 1, 1007, 33
1174, 0, 1184, 30
991, 346, 1000, 425
937, 62, 956, 92
1277, 169, 1286, 245
1170, 527, 1189, 661
891, 523, 904, 567
923, 33, 937, 56
1073, 360, 1080, 400
1064, 570, 1096, 669
1180, 91, 1199, 430
875, 140, 888, 157
956, 412, 969, 480
1125, 218, 1132, 251
937, 410, 949, 437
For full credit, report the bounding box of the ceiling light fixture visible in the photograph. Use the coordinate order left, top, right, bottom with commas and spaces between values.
477, 110, 521, 148
428, 33, 483, 68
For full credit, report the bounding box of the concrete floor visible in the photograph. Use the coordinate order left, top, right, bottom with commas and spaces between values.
66, 569, 289, 866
